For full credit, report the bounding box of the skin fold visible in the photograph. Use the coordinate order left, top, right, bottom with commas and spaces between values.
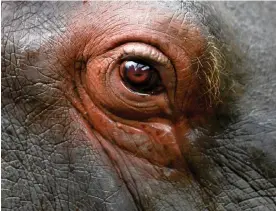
1, 1, 276, 211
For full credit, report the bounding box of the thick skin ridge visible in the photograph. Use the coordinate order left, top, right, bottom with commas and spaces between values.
2, 2, 276, 211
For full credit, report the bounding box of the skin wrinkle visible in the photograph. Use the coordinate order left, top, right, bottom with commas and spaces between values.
7, 2, 217, 169
84, 46, 171, 118
49, 10, 223, 211
99, 125, 195, 210
90, 127, 144, 211
217, 145, 276, 197
78, 68, 169, 165
86, 56, 164, 117
68, 109, 140, 210
69, 33, 183, 166
105, 55, 162, 112
81, 26, 208, 113
5, 1, 276, 211
214, 154, 274, 206
3, 54, 68, 210
74, 1, 203, 58
2, 3, 70, 209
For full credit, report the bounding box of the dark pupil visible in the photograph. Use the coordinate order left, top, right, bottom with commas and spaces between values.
122, 61, 162, 94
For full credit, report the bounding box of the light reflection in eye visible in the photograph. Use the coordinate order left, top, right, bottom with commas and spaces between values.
120, 60, 164, 94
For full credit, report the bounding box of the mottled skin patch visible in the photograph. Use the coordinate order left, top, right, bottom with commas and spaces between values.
54, 2, 221, 169
2, 1, 276, 211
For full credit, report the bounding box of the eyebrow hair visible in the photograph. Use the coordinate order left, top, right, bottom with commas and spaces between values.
202, 39, 225, 106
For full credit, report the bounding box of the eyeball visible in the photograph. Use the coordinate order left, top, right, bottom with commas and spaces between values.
83, 42, 176, 119
119, 60, 164, 95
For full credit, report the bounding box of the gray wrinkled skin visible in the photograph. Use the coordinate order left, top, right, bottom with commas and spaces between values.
2, 2, 276, 211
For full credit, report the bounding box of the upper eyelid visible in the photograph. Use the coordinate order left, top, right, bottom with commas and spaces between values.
121, 42, 170, 66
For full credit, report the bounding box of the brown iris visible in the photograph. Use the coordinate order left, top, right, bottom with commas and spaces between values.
120, 60, 164, 94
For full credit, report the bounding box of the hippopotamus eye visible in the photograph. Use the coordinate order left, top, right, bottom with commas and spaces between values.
120, 60, 164, 94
